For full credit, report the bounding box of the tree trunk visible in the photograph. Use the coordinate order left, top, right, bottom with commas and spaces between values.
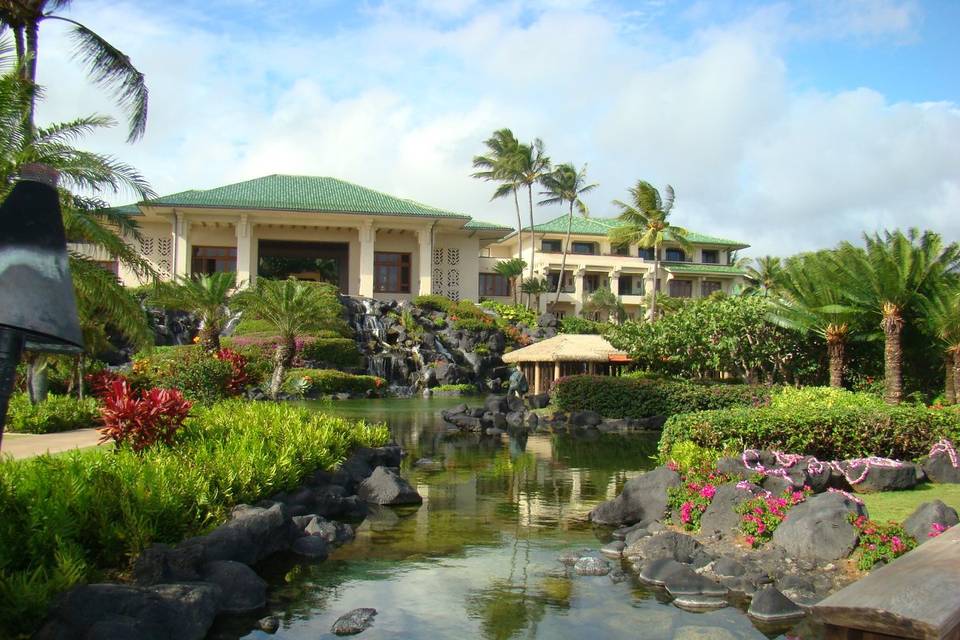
527, 185, 536, 302
198, 324, 221, 352
945, 350, 956, 405
24, 19, 39, 140
882, 307, 904, 405
77, 355, 86, 401
953, 347, 960, 406
827, 337, 845, 388
553, 202, 573, 307
650, 251, 660, 320
513, 188, 523, 299
268, 339, 294, 400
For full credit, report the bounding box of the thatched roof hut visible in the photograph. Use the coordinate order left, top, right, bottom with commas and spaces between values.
502, 334, 629, 394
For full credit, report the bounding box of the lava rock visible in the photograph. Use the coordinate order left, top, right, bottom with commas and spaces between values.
132, 543, 204, 585
573, 556, 611, 576
305, 517, 355, 546
291, 535, 330, 559
672, 596, 728, 611
484, 395, 508, 414
527, 393, 550, 409
715, 457, 755, 481
699, 483, 758, 537
331, 607, 378, 635
903, 500, 959, 543
538, 313, 558, 328
357, 466, 423, 506
628, 531, 704, 563
201, 561, 266, 614
712, 557, 746, 578
747, 586, 805, 622
570, 410, 602, 427
506, 394, 525, 413
637, 558, 687, 585
600, 540, 626, 558
664, 566, 727, 597
923, 451, 960, 483
589, 466, 681, 526
257, 616, 280, 633
848, 461, 919, 493
772, 491, 867, 562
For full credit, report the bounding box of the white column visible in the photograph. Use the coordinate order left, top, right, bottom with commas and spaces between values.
573, 266, 585, 316
235, 214, 253, 288
173, 211, 190, 278
609, 268, 620, 296
358, 220, 376, 298
417, 226, 432, 296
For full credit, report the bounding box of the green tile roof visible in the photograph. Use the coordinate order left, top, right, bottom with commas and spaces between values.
464, 220, 513, 231
527, 214, 748, 248
663, 262, 748, 275
141, 174, 471, 220
108, 203, 142, 216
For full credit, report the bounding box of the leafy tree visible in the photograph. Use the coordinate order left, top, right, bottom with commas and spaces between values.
520, 277, 550, 312
744, 256, 785, 297
472, 129, 524, 270
150, 272, 239, 352
0, 0, 148, 142
609, 181, 690, 319
581, 286, 625, 323
828, 229, 960, 404
922, 284, 960, 404
538, 163, 597, 307
235, 278, 334, 398
493, 257, 526, 304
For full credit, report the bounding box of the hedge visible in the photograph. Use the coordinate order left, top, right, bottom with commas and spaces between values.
4, 393, 101, 434
413, 294, 454, 312
659, 387, 960, 461
300, 338, 362, 368
284, 368, 384, 395
552, 375, 771, 420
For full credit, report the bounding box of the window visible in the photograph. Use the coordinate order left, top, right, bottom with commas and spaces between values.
542, 239, 562, 253
612, 243, 630, 256
701, 280, 722, 297
669, 279, 693, 298
571, 241, 597, 255
374, 252, 411, 293
192, 246, 236, 275
619, 275, 643, 296
584, 274, 602, 293
638, 247, 655, 260
702, 249, 719, 264
479, 273, 511, 297
547, 271, 573, 293
665, 248, 686, 262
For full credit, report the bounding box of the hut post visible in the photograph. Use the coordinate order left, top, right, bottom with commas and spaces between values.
535, 361, 542, 395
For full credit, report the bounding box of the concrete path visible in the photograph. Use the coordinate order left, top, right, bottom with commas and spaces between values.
1, 428, 103, 460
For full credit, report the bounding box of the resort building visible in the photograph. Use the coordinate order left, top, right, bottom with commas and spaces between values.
483, 215, 750, 318
83, 174, 749, 316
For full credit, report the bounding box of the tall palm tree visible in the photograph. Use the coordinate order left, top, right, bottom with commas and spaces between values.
235, 278, 333, 399
922, 284, 960, 404
829, 229, 960, 404
769, 254, 860, 387
472, 129, 524, 270
608, 180, 690, 320
493, 258, 526, 305
520, 277, 550, 313
0, 0, 148, 142
150, 272, 239, 352
539, 163, 597, 307
516, 138, 551, 290
744, 256, 784, 296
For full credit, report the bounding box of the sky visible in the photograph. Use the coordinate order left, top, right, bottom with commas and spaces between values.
35, 0, 960, 257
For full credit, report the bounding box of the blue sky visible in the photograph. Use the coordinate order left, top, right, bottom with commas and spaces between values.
37, 0, 960, 255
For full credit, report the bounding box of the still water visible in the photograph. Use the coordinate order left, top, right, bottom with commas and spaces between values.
215, 397, 815, 640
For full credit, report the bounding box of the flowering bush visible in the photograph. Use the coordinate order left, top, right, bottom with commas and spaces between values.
850, 515, 916, 570
84, 370, 128, 399
503, 325, 532, 347
737, 486, 812, 548
666, 465, 730, 531
213, 348, 254, 395
930, 522, 949, 538
98, 380, 192, 452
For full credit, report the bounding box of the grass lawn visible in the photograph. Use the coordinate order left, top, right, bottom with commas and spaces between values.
860, 483, 960, 523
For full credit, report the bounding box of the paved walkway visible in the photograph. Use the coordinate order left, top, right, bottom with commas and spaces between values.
2, 428, 103, 460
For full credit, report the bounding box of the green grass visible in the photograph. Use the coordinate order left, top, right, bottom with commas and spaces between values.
860, 483, 960, 523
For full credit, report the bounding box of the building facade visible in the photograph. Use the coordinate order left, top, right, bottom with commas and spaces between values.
85, 174, 749, 316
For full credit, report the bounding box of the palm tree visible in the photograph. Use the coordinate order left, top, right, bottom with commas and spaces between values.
493, 258, 526, 304
922, 284, 960, 404
582, 286, 625, 323
608, 180, 690, 320
150, 272, 239, 352
744, 256, 784, 296
472, 129, 524, 271
515, 138, 551, 290
0, 0, 148, 142
829, 229, 960, 404
235, 278, 333, 399
520, 278, 550, 312
769, 254, 860, 387
539, 163, 597, 308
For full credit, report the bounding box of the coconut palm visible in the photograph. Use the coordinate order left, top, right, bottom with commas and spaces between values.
829, 229, 960, 404
539, 163, 597, 307
472, 129, 524, 270
922, 284, 960, 404
235, 278, 333, 399
0, 0, 148, 142
515, 138, 551, 288
520, 277, 550, 312
150, 272, 239, 352
744, 256, 785, 297
608, 180, 690, 320
493, 257, 526, 305
769, 254, 860, 388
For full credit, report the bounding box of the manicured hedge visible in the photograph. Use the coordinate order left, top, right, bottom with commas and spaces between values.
284, 368, 384, 395
552, 375, 771, 420
299, 337, 362, 368
4, 393, 101, 434
413, 294, 454, 312
0, 401, 389, 636
659, 387, 960, 461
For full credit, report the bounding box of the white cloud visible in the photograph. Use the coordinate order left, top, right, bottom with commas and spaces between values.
32, 0, 959, 257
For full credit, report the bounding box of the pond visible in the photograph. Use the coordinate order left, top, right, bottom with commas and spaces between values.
212, 397, 821, 639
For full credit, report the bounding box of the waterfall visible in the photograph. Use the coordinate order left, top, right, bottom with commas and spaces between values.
221, 309, 243, 337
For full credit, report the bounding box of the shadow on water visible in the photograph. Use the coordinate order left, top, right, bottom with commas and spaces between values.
208, 397, 818, 640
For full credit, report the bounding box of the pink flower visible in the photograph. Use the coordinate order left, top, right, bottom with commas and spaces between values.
699, 485, 717, 500
930, 523, 948, 537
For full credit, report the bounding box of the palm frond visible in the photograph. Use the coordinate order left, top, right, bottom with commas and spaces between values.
69, 253, 152, 350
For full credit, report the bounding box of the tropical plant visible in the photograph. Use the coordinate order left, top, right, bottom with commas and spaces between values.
828, 230, 960, 404
581, 286, 625, 323
539, 163, 597, 306
516, 138, 551, 290
234, 278, 334, 398
149, 272, 239, 352
922, 284, 960, 404
493, 257, 526, 304
744, 256, 785, 297
0, 0, 148, 142
519, 277, 550, 312
608, 180, 690, 319
472, 129, 524, 268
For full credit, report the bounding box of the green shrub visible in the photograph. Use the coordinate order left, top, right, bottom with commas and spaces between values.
559, 316, 608, 335
131, 346, 235, 403
0, 400, 389, 637
299, 338, 361, 368
231, 317, 277, 336
659, 387, 960, 461
4, 394, 101, 434
433, 383, 476, 393
661, 440, 724, 471
479, 301, 537, 327
553, 375, 771, 420
453, 317, 495, 331
449, 299, 489, 320
413, 294, 454, 312
284, 368, 384, 395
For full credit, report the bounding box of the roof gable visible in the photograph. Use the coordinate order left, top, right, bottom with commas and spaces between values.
527, 214, 748, 248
